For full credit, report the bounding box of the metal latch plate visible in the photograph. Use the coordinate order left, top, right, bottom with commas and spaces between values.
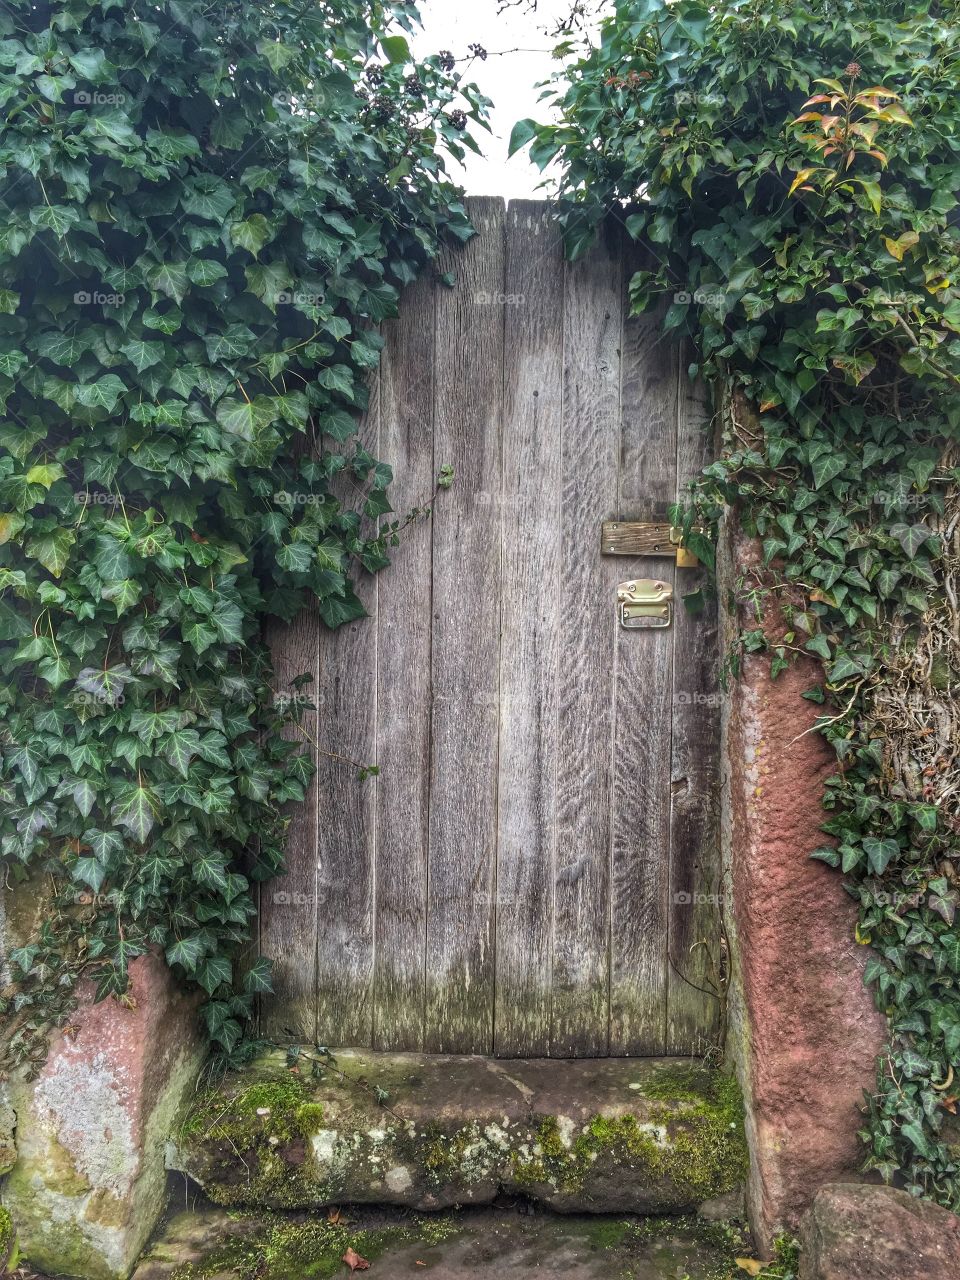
618, 578, 673, 630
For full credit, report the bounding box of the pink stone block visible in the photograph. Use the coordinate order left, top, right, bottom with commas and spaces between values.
724, 529, 886, 1250
3, 950, 205, 1280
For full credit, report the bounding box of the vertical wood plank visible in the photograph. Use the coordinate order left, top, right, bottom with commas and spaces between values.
261, 608, 319, 1042
609, 240, 679, 1054
551, 221, 623, 1057
425, 197, 505, 1054
314, 379, 381, 1046
667, 364, 723, 1054
494, 202, 565, 1057
373, 275, 435, 1051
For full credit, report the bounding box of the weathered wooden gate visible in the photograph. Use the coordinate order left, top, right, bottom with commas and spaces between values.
261, 198, 721, 1058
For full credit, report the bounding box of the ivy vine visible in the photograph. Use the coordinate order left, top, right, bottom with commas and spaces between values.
515, 0, 960, 1208
0, 0, 487, 1075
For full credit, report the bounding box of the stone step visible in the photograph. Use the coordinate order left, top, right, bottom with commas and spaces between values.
134, 1204, 751, 1280
170, 1050, 746, 1216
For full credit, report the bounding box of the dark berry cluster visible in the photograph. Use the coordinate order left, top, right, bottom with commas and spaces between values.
468, 43, 487, 61
438, 50, 456, 72
405, 74, 424, 96
448, 109, 467, 131
365, 64, 384, 86
370, 93, 393, 122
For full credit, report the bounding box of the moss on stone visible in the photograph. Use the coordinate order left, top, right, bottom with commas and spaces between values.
580, 1217, 631, 1248
167, 1212, 461, 1280
0, 1204, 17, 1268
177, 1055, 747, 1213
509, 1071, 747, 1203
183, 1077, 322, 1153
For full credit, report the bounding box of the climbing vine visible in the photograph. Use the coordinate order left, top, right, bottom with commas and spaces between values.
514, 0, 960, 1207
0, 0, 487, 1075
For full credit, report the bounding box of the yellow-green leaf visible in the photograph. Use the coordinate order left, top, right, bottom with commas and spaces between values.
25, 463, 65, 489
0, 513, 25, 544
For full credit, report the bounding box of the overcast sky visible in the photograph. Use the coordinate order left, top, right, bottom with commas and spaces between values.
411, 0, 583, 200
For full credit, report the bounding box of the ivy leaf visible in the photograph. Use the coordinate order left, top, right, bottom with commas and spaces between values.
805, 633, 832, 660
84, 829, 124, 862
810, 453, 846, 489
25, 528, 76, 577
165, 729, 201, 778
215, 397, 276, 440
198, 954, 232, 994
166, 934, 206, 971
119, 339, 165, 372
72, 780, 97, 818
73, 857, 107, 893
380, 34, 411, 63
112, 784, 160, 843
229, 214, 273, 257
277, 541, 314, 573
75, 375, 127, 412
890, 522, 935, 558
863, 837, 899, 875
243, 956, 274, 995
508, 118, 538, 157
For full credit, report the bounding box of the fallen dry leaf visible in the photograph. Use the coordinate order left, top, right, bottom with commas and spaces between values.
343, 1247, 370, 1272
735, 1261, 764, 1277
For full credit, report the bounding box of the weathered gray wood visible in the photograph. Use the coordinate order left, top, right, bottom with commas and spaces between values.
610, 240, 679, 1054
425, 197, 505, 1054
373, 274, 436, 1051
314, 379, 381, 1047
667, 365, 723, 1054
266, 201, 721, 1059
261, 608, 319, 1042
494, 202, 565, 1057
551, 222, 623, 1057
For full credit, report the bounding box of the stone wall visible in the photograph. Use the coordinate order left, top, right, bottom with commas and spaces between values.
719, 520, 887, 1251
1, 888, 205, 1280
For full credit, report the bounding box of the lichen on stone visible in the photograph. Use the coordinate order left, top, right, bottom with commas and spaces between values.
174, 1052, 748, 1215
511, 1067, 747, 1203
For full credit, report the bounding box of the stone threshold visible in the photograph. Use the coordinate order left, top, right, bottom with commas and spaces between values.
134, 1202, 752, 1280
170, 1049, 748, 1217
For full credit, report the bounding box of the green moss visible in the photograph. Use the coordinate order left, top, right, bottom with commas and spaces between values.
0, 1205, 17, 1267
581, 1217, 631, 1248
510, 1071, 747, 1202
168, 1213, 460, 1280
181, 1059, 747, 1212
767, 1233, 801, 1277
295, 1103, 325, 1129
184, 1077, 311, 1144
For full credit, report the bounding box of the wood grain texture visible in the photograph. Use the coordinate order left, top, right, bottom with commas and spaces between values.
551, 220, 623, 1057
314, 376, 380, 1047
601, 521, 678, 558
266, 203, 722, 1059
373, 274, 435, 1051
609, 239, 679, 1054
425, 197, 505, 1054
261, 608, 319, 1042
493, 202, 565, 1057
667, 364, 723, 1054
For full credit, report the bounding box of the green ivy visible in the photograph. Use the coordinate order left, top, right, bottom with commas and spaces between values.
0, 0, 487, 1074
515, 0, 960, 1208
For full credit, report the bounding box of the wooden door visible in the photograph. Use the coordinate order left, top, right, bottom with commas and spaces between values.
260, 198, 721, 1058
